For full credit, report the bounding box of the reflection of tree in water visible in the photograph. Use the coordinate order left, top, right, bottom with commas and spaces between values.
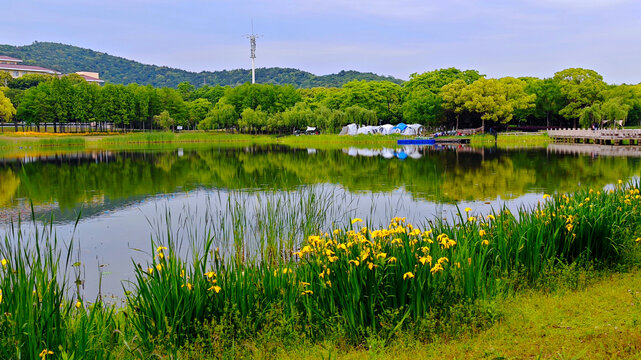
440, 157, 536, 202
0, 169, 20, 206
0, 146, 639, 210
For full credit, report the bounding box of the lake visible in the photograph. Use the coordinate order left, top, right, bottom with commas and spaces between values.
1, 142, 640, 297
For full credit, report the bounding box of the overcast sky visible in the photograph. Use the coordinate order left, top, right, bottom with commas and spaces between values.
3, 0, 640, 83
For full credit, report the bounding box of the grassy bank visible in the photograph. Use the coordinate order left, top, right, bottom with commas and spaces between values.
0, 131, 550, 151
1, 182, 640, 358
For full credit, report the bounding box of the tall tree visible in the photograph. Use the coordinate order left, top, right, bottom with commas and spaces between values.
554, 68, 606, 128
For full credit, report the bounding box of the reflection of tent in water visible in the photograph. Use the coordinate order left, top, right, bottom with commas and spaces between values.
381, 148, 395, 159
357, 148, 380, 157
339, 123, 358, 136
347, 147, 358, 156
396, 151, 408, 160
402, 145, 423, 159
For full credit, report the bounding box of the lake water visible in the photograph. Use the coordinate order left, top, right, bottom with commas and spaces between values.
1, 143, 640, 298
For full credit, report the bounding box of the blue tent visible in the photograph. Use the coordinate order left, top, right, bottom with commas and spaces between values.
392, 123, 407, 132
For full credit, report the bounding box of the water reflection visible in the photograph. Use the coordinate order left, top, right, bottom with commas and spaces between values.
1, 144, 640, 221
1, 143, 640, 297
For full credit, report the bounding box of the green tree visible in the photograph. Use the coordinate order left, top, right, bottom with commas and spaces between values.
188, 98, 212, 129
0, 89, 16, 123
177, 81, 195, 100
198, 103, 238, 130
153, 110, 175, 130
441, 80, 469, 130
554, 68, 606, 128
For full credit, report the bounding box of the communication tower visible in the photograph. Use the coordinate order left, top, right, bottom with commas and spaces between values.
243, 21, 262, 84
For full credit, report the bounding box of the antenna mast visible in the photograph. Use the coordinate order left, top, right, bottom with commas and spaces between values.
243, 20, 262, 84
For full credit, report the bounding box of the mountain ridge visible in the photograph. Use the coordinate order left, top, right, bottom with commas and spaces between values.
0, 41, 404, 88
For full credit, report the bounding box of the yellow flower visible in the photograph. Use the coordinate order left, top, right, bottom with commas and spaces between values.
156, 246, 168, 253
430, 263, 444, 274
618, 179, 623, 184
39, 349, 54, 360
204, 271, 216, 279
403, 272, 414, 280
376, 252, 387, 260
479, 229, 486, 237
388, 256, 397, 263
1, 258, 7, 268
301, 290, 313, 296
481, 239, 489, 246
349, 259, 360, 266
0, 289, 3, 304
282, 268, 292, 274
180, 269, 185, 278
543, 194, 550, 199
208, 285, 221, 293
464, 207, 472, 213
351, 218, 363, 224
367, 262, 375, 270
148, 267, 154, 274
157, 252, 165, 259
328, 256, 339, 263
486, 214, 495, 221
75, 301, 82, 309
187, 283, 193, 291
418, 256, 432, 266
566, 223, 573, 232
635, 237, 641, 243
337, 243, 348, 251
155, 264, 162, 272
300, 281, 310, 287
437, 257, 449, 265
468, 216, 476, 222
333, 229, 341, 235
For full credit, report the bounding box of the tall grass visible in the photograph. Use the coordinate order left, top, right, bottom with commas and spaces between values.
1, 183, 640, 356
124, 182, 641, 350
0, 215, 119, 359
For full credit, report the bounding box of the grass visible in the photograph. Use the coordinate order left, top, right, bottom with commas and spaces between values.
0, 131, 552, 151
1, 183, 640, 358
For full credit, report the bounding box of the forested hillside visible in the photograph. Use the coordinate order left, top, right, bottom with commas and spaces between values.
0, 42, 403, 88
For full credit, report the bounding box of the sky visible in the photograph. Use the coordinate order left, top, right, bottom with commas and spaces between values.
2, 0, 641, 84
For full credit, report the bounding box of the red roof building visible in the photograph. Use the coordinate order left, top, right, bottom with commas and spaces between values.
0, 55, 60, 77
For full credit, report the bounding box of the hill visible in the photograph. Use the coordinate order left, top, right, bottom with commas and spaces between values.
0, 42, 404, 88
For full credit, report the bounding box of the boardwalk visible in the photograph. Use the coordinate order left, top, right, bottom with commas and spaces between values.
548, 129, 641, 145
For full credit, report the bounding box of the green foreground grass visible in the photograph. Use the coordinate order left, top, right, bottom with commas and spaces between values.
291, 269, 641, 359
1, 182, 641, 359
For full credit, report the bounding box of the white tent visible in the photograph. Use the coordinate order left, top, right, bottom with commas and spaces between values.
339, 123, 359, 136
347, 147, 358, 156
357, 126, 375, 135
402, 124, 425, 136
380, 124, 394, 135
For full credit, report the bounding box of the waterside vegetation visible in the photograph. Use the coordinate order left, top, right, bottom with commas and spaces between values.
1, 182, 641, 358
3, 65, 641, 135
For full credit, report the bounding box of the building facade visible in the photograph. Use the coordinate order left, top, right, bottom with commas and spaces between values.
0, 55, 60, 78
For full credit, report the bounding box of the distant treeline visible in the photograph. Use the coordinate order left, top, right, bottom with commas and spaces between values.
1, 67, 640, 133
0, 42, 402, 88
